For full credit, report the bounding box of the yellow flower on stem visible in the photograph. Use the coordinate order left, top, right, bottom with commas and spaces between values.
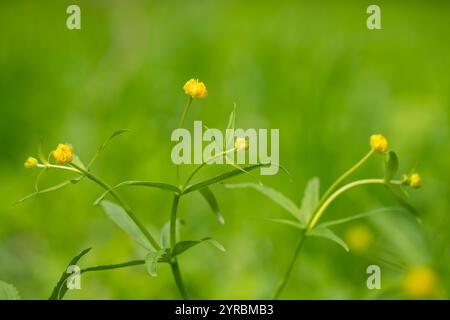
24, 157, 38, 168
52, 144, 73, 164
403, 266, 437, 298
370, 134, 388, 153
409, 173, 422, 188
183, 78, 207, 99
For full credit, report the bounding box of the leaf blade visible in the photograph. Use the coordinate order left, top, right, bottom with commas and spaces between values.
298, 177, 320, 225
384, 151, 399, 182
199, 187, 225, 224
307, 228, 349, 252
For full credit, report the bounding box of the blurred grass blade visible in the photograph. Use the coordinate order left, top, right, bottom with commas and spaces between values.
0, 281, 21, 300
94, 181, 180, 205
172, 237, 225, 257
385, 184, 420, 220
261, 218, 305, 229
307, 227, 349, 252
100, 200, 154, 251
199, 187, 225, 224
316, 207, 404, 229
145, 249, 170, 277
15, 180, 72, 205
384, 151, 399, 182
87, 129, 130, 169
225, 183, 300, 220
49, 248, 92, 300
225, 104, 236, 149
298, 177, 320, 225
183, 163, 267, 194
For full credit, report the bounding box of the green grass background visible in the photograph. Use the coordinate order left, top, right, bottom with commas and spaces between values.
0, 0, 449, 299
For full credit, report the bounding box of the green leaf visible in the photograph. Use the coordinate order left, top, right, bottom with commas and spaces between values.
145, 249, 170, 277
172, 237, 226, 257
316, 207, 404, 229
100, 200, 154, 251
71, 154, 87, 171
183, 163, 268, 194
298, 177, 320, 225
307, 228, 349, 252
94, 181, 180, 205
15, 180, 72, 205
261, 218, 305, 229
87, 129, 130, 169
160, 219, 185, 249
384, 151, 399, 182
38, 139, 48, 164
199, 187, 225, 224
225, 104, 236, 149
225, 183, 300, 220
49, 248, 91, 300
0, 281, 21, 300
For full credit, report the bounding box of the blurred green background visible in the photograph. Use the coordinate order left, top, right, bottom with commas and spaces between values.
1, 0, 449, 299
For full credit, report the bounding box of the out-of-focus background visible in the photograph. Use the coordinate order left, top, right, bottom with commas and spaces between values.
0, 0, 449, 299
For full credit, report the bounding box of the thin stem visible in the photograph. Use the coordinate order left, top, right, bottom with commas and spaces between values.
176, 97, 193, 185
37, 163, 81, 174
70, 163, 161, 251
273, 230, 306, 300
169, 194, 189, 299
81, 260, 144, 274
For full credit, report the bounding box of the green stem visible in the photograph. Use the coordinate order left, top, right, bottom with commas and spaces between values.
273, 230, 306, 300
169, 194, 189, 299
70, 163, 161, 251
81, 260, 144, 274
176, 97, 193, 185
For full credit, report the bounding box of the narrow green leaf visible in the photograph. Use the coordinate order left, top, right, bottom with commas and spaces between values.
183, 163, 268, 194
172, 237, 225, 257
71, 154, 87, 171
199, 187, 225, 224
298, 177, 320, 225
316, 207, 404, 229
261, 218, 305, 229
38, 140, 48, 164
49, 248, 91, 300
384, 151, 399, 182
15, 180, 72, 205
225, 104, 236, 149
0, 281, 21, 300
100, 200, 154, 251
385, 184, 419, 219
145, 249, 170, 277
225, 183, 300, 220
160, 219, 184, 249
94, 181, 180, 205
307, 228, 349, 252
87, 129, 130, 169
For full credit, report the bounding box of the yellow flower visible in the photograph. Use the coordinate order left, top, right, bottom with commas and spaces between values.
345, 224, 373, 253
234, 138, 248, 151
403, 266, 437, 298
409, 173, 422, 188
52, 144, 73, 164
183, 78, 207, 98
370, 134, 388, 152
24, 157, 38, 169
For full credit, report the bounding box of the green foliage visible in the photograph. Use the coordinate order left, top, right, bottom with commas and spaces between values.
306, 228, 349, 252
199, 187, 225, 224
384, 151, 399, 182
0, 281, 21, 300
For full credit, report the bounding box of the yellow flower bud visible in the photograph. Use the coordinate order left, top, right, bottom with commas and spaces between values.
403, 266, 437, 298
183, 78, 207, 99
370, 134, 388, 152
52, 144, 73, 164
24, 157, 38, 169
234, 138, 248, 151
409, 173, 422, 188
345, 224, 373, 253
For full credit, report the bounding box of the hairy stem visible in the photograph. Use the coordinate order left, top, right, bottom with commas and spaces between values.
70, 163, 160, 251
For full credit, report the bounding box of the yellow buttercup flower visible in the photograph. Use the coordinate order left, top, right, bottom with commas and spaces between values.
24, 157, 38, 169
409, 173, 422, 188
345, 224, 373, 253
183, 78, 207, 98
52, 144, 73, 164
370, 134, 388, 153
403, 266, 437, 298
234, 138, 248, 151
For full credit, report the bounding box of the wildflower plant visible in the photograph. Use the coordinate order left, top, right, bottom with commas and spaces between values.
18, 79, 422, 300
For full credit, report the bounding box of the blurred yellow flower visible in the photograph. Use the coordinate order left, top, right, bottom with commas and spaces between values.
183, 78, 207, 98
52, 144, 73, 164
234, 138, 248, 151
24, 157, 38, 169
403, 266, 437, 298
345, 224, 373, 253
370, 134, 388, 152
409, 173, 422, 188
